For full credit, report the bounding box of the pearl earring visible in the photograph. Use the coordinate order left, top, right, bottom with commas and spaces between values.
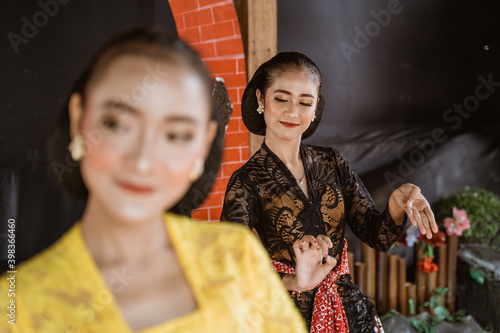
189, 157, 205, 182
69, 134, 84, 162
257, 105, 264, 114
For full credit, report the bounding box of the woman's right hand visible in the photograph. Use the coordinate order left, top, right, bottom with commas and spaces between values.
282, 235, 337, 291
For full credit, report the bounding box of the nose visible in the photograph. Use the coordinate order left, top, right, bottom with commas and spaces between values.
128, 131, 155, 173
284, 103, 299, 117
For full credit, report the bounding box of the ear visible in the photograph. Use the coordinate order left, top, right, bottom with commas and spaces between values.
68, 93, 84, 140
256, 89, 265, 106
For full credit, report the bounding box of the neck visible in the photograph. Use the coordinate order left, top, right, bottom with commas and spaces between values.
265, 133, 302, 168
80, 196, 168, 267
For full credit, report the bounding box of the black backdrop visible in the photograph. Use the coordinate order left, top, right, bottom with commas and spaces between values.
278, 0, 500, 205
1, 1, 499, 270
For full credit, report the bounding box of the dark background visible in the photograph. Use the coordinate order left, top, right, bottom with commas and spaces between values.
1, 0, 499, 275
278, 0, 500, 206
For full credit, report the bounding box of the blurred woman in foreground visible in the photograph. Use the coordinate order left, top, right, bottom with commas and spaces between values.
0, 28, 305, 333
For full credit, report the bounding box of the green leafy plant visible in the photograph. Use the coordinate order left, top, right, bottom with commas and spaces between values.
438, 187, 500, 250
410, 287, 465, 332
423, 287, 453, 325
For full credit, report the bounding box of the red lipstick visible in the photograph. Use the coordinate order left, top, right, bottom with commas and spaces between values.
280, 121, 299, 128
117, 181, 155, 194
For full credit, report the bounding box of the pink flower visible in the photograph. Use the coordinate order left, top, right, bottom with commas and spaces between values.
444, 206, 471, 236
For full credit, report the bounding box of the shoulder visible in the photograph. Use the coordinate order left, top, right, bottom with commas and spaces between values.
2, 224, 81, 286
0, 224, 90, 331
167, 213, 268, 279
167, 212, 251, 237
167, 213, 257, 253
224, 151, 263, 191
165, 214, 307, 332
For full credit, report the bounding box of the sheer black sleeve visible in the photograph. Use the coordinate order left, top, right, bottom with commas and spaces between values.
332, 150, 406, 252
220, 171, 258, 229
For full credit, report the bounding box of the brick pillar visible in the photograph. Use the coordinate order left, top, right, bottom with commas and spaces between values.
168, 0, 249, 221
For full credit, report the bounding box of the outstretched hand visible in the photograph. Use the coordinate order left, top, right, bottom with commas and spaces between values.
283, 235, 337, 291
389, 183, 438, 239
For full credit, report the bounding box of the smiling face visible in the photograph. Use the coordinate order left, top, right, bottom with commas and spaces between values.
257, 69, 319, 142
69, 55, 217, 224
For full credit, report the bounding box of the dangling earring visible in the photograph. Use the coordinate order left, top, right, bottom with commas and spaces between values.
257, 105, 264, 114
311, 112, 316, 122
69, 134, 84, 162
189, 157, 205, 182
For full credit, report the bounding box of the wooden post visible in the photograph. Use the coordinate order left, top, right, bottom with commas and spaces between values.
427, 272, 438, 298
388, 254, 399, 312
376, 251, 388, 314
355, 262, 367, 294
436, 244, 447, 288
362, 244, 377, 303
398, 257, 407, 315
234, 0, 277, 154
415, 242, 426, 310
347, 251, 355, 281
446, 235, 458, 313
406, 282, 417, 315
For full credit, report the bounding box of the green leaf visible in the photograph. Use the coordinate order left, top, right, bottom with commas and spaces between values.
434, 287, 448, 295
410, 318, 424, 333
432, 306, 450, 324
429, 295, 442, 309
469, 268, 485, 285
409, 299, 416, 316
379, 310, 400, 321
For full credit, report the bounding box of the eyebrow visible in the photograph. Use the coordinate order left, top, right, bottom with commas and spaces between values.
273, 89, 316, 99
103, 100, 198, 124
103, 100, 139, 114
163, 115, 198, 125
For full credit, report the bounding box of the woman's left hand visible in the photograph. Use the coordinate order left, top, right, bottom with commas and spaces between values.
389, 183, 438, 239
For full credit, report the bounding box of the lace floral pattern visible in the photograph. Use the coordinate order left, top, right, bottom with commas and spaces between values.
221, 142, 406, 331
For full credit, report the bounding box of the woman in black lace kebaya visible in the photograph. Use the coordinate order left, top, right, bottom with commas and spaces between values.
220, 52, 439, 332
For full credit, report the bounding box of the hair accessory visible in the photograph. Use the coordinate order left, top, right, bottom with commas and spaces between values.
189, 157, 205, 182
69, 135, 84, 162
257, 105, 264, 114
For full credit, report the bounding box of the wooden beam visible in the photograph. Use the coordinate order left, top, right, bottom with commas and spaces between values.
235, 0, 277, 154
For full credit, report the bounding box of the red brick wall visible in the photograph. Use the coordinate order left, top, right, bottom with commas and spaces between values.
168, 0, 249, 221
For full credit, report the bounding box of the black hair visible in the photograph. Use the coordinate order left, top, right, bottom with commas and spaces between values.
47, 27, 223, 216
241, 52, 325, 139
